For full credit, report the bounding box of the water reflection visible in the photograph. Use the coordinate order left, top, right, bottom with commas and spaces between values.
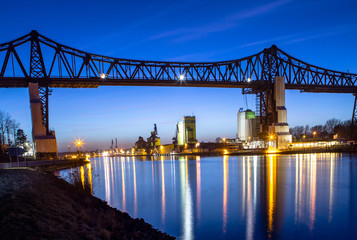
180, 156, 193, 240
132, 157, 137, 217
58, 153, 357, 239
161, 156, 166, 223
266, 155, 276, 238
103, 157, 111, 204
121, 157, 126, 212
196, 156, 201, 223
223, 155, 228, 233
242, 156, 257, 240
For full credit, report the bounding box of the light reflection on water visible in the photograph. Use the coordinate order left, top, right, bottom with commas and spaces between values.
57, 153, 357, 240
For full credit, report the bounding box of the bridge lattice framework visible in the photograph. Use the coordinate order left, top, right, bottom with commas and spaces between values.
0, 30, 356, 140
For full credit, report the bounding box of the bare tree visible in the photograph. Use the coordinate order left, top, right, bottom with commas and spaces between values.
304, 125, 310, 135
290, 126, 304, 139
0, 111, 5, 145
10, 120, 20, 146
325, 118, 341, 134
4, 114, 12, 145
0, 110, 24, 148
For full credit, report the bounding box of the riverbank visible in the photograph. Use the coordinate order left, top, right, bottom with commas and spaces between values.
0, 169, 175, 239
109, 145, 357, 158
0, 158, 90, 171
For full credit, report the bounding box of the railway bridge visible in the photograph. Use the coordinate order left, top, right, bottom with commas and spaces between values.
0, 31, 356, 158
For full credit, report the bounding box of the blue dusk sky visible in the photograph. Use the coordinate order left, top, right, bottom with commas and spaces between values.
0, 0, 356, 151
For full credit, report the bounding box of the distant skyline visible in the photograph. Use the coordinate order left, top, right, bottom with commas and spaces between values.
0, 0, 356, 151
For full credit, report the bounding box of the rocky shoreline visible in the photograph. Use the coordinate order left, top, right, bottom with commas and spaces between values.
0, 169, 175, 239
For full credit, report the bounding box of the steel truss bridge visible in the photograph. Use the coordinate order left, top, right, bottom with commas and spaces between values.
0, 30, 356, 137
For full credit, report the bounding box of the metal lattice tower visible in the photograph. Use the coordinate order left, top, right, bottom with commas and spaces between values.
351, 94, 357, 139
258, 45, 279, 136
29, 31, 51, 134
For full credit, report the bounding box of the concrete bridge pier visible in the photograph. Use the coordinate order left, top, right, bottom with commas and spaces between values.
29, 82, 58, 159
269, 77, 292, 149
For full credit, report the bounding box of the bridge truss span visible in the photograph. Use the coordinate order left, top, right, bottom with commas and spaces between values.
0, 30, 356, 94
0, 30, 356, 146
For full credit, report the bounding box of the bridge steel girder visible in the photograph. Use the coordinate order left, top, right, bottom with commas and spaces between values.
0, 31, 356, 139
0, 31, 355, 91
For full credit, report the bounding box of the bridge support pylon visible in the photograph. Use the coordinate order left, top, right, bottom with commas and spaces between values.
29, 82, 58, 160
268, 77, 292, 149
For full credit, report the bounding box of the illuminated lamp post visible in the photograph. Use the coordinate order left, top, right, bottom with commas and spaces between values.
268, 134, 275, 148
75, 139, 83, 154
313, 131, 317, 140
195, 142, 200, 153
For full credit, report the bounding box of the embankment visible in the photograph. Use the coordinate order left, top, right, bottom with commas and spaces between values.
0, 169, 175, 239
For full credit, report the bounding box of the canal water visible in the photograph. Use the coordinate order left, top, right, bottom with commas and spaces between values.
56, 153, 357, 239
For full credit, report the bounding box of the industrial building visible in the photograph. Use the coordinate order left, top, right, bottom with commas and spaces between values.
237, 109, 258, 141
177, 116, 197, 145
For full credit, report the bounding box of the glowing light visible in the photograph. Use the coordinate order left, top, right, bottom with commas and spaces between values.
195, 142, 200, 148
179, 74, 185, 81
223, 137, 226, 142
269, 135, 274, 140
267, 155, 276, 238
102, 151, 109, 157
87, 163, 93, 194
247, 77, 251, 82
100, 73, 106, 79
266, 147, 280, 154
80, 166, 85, 189
74, 138, 84, 151
223, 149, 229, 155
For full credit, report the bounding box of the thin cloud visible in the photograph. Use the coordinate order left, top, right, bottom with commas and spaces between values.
148, 0, 291, 43
166, 25, 356, 62
114, 0, 292, 52
280, 29, 353, 45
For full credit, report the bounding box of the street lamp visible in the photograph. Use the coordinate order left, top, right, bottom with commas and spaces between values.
313, 131, 317, 139
268, 134, 275, 148
75, 139, 83, 153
